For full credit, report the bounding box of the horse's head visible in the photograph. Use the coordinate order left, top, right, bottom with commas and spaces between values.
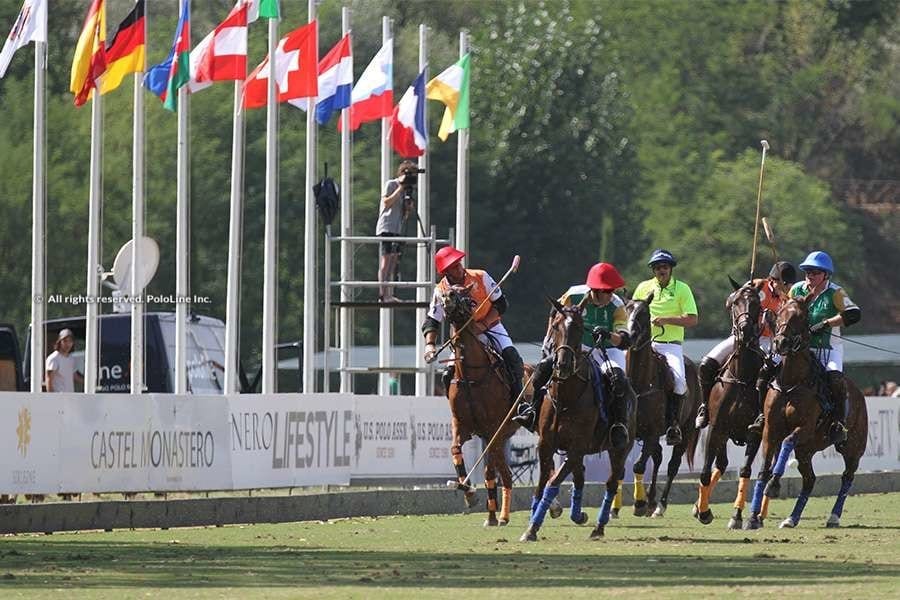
625, 293, 653, 350
772, 297, 810, 355
726, 278, 762, 348
547, 296, 587, 380
438, 283, 476, 331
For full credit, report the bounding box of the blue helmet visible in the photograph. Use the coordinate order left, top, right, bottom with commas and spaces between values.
647, 248, 677, 267
799, 251, 834, 275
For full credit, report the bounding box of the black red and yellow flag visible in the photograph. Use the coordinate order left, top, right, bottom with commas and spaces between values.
70, 0, 107, 106
99, 0, 144, 96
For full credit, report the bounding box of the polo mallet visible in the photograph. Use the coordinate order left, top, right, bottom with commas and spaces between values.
762, 217, 778, 263
749, 139, 770, 280
427, 254, 522, 364
445, 368, 537, 493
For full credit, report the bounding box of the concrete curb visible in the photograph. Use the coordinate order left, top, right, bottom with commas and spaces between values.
2, 471, 898, 534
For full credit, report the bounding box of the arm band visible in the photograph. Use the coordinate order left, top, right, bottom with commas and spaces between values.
841, 307, 861, 326
494, 295, 509, 315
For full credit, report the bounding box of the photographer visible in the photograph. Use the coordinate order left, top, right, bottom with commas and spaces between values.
376, 160, 420, 302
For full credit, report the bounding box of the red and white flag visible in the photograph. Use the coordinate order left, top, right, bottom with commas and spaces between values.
243, 20, 318, 109
189, 1, 248, 93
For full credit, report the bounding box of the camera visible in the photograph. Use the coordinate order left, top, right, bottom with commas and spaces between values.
400, 166, 426, 188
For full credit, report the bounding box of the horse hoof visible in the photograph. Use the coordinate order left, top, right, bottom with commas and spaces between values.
744, 516, 763, 530
571, 512, 589, 526
779, 517, 797, 529
691, 503, 699, 518
484, 517, 499, 527
727, 517, 742, 530
519, 527, 538, 542
825, 514, 841, 528
646, 503, 658, 517
498, 518, 509, 527
764, 481, 781, 499
651, 505, 666, 518
463, 490, 477, 509
633, 500, 648, 517
696, 509, 714, 525
610, 508, 620, 519
589, 525, 605, 540
549, 499, 563, 519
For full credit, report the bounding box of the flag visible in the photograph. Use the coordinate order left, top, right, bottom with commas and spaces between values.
97, 0, 145, 96
340, 40, 392, 131
426, 53, 470, 141
257, 0, 280, 20
288, 33, 352, 125
243, 20, 318, 109
189, 1, 247, 93
389, 70, 427, 158
145, 0, 191, 112
0, 0, 46, 78
70, 0, 107, 106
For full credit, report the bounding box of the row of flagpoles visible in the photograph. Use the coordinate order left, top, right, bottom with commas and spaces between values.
1, 0, 471, 394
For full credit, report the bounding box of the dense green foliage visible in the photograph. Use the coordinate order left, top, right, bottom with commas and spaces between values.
0, 0, 897, 371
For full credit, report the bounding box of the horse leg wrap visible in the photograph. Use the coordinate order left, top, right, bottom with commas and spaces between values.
500, 487, 512, 522
597, 489, 616, 526
734, 477, 749, 510
831, 477, 854, 518
612, 481, 623, 510
452, 450, 467, 481
634, 473, 646, 502
570, 487, 584, 520
485, 479, 498, 513
530, 485, 560, 528
530, 495, 540, 517
750, 478, 767, 516
789, 491, 810, 524
773, 436, 796, 479
698, 483, 712, 513
761, 495, 770, 519
710, 468, 723, 492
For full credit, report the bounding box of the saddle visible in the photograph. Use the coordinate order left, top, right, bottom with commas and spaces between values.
649, 347, 676, 395
769, 355, 832, 414
587, 357, 610, 423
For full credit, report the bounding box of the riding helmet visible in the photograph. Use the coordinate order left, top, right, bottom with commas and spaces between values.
435, 246, 466, 274
799, 251, 834, 275
586, 262, 625, 290
768, 261, 798, 284
647, 248, 677, 268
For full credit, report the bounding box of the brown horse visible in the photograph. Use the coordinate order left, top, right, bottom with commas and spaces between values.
746, 297, 868, 529
439, 284, 519, 526
693, 280, 764, 528
624, 295, 700, 517
519, 299, 636, 542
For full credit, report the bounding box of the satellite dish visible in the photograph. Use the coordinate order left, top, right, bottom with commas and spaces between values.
112, 236, 159, 295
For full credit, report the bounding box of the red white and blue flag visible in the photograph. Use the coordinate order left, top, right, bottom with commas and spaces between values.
290, 33, 352, 125
340, 40, 392, 131
189, 1, 248, 93
389, 69, 427, 158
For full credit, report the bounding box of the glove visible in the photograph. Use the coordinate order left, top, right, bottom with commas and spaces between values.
592, 326, 611, 343
809, 321, 829, 334
424, 343, 437, 363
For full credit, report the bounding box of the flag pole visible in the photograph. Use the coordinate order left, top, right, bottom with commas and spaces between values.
456, 30, 469, 255
174, 0, 191, 394
339, 5, 352, 393
414, 23, 430, 396
84, 74, 104, 393
301, 0, 318, 393
377, 16, 393, 396
30, 35, 47, 392
261, 5, 280, 394
130, 0, 146, 395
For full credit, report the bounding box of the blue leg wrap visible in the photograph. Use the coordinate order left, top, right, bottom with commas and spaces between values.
750, 479, 766, 515
530, 495, 540, 517
790, 491, 810, 523
832, 478, 853, 517
772, 437, 795, 478
570, 487, 584, 520
597, 489, 616, 526
530, 485, 560, 528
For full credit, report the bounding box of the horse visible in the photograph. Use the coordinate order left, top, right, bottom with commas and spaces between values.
746, 297, 868, 529
693, 279, 765, 528
520, 298, 636, 542
623, 294, 700, 517
439, 283, 520, 526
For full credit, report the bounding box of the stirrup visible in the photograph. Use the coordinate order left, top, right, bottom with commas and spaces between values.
748, 413, 765, 436
665, 425, 682, 446
609, 422, 629, 450
695, 404, 709, 429
512, 405, 536, 432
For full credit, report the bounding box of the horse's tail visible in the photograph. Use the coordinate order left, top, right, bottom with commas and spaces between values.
684, 425, 700, 471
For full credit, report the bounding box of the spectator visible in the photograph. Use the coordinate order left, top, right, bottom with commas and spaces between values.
376, 160, 418, 302
45, 329, 82, 392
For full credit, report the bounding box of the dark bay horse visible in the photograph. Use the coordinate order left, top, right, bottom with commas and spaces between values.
520, 299, 636, 542
746, 297, 868, 529
624, 295, 700, 517
439, 284, 519, 526
693, 280, 764, 528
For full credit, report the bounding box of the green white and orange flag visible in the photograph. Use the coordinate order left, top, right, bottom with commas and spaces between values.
70, 0, 107, 106
248, 0, 280, 21
426, 53, 470, 141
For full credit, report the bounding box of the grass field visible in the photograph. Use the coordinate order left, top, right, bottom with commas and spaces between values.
1, 492, 899, 599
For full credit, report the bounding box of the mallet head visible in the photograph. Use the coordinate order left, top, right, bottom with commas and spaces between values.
760, 139, 769, 151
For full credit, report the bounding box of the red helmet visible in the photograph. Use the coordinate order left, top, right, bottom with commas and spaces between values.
435, 246, 466, 274
585, 262, 625, 291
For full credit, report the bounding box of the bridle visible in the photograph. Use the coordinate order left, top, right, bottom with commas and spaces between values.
772, 300, 809, 356
551, 307, 588, 383
625, 298, 653, 353
728, 285, 763, 352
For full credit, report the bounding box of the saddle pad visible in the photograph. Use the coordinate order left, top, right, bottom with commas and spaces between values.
588, 356, 609, 423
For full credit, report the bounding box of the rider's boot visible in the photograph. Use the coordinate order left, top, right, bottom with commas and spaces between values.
606, 366, 631, 449
665, 393, 685, 446
696, 357, 720, 429
501, 346, 525, 404
827, 370, 849, 449
441, 367, 453, 398
748, 361, 775, 437
512, 357, 552, 432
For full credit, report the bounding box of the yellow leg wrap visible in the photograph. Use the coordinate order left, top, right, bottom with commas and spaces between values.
698, 483, 711, 513
761, 495, 770, 519
634, 473, 646, 502
500, 487, 512, 522
612, 481, 623, 510
733, 476, 749, 510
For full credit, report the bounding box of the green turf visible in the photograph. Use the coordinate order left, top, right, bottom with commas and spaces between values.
1, 493, 899, 598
